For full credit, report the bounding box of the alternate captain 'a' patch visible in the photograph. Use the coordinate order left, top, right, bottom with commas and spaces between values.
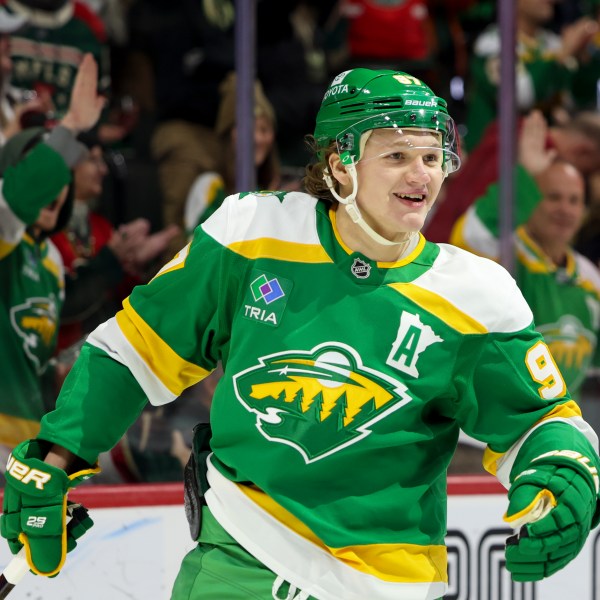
241, 270, 293, 327
233, 342, 412, 463
387, 311, 443, 377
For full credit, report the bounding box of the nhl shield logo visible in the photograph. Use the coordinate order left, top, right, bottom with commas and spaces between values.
351, 258, 371, 279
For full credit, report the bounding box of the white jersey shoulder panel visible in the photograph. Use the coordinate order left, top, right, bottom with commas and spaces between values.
416, 244, 533, 333
201, 191, 321, 247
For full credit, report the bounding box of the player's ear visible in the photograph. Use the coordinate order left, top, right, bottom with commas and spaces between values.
328, 153, 351, 186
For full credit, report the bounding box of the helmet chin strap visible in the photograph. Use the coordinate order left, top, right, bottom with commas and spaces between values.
323, 156, 416, 249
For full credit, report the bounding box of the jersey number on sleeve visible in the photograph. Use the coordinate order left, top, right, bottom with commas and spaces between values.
525, 341, 567, 399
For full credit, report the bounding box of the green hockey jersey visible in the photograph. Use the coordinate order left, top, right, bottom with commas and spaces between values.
464, 25, 573, 152
40, 191, 600, 600
0, 140, 71, 447
8, 2, 109, 119
450, 167, 600, 401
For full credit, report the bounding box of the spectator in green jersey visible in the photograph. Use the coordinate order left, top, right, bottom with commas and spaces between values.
463, 0, 599, 152
451, 110, 600, 404
0, 53, 103, 470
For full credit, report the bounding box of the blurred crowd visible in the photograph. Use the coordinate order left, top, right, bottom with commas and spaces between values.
3, 0, 600, 482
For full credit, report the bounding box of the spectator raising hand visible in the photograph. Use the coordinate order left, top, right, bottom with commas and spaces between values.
518, 110, 558, 177
60, 53, 106, 135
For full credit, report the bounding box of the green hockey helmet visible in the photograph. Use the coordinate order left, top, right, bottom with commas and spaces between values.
314, 69, 461, 173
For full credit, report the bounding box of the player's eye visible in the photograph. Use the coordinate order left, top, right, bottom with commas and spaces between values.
385, 152, 405, 160
424, 151, 443, 165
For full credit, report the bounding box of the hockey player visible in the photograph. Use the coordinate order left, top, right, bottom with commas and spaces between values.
2, 69, 600, 600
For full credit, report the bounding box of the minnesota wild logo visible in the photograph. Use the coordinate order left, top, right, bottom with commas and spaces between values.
233, 342, 412, 463
537, 315, 596, 392
10, 296, 58, 374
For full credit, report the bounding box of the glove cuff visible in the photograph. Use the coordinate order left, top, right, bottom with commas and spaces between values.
7, 441, 70, 499
6, 439, 100, 498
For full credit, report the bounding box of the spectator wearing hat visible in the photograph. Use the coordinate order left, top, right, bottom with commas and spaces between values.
175, 72, 282, 250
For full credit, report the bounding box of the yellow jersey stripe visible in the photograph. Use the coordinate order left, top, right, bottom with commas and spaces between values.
206, 176, 223, 207
329, 208, 427, 268
483, 447, 503, 476
483, 400, 583, 476
538, 400, 582, 422
580, 278, 600, 302
377, 234, 427, 268
449, 213, 496, 260
388, 283, 488, 334
239, 483, 447, 583
0, 414, 40, 447
116, 297, 211, 395
153, 244, 190, 280
228, 237, 333, 263
448, 214, 469, 250
0, 239, 17, 259
42, 255, 62, 283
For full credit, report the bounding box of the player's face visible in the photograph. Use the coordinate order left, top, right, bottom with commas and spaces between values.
35, 185, 69, 231
527, 162, 586, 247
353, 128, 446, 239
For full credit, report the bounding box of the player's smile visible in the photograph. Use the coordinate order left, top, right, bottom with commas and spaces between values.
392, 190, 428, 207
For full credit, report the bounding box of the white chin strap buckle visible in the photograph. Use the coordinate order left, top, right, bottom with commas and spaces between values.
345, 203, 361, 224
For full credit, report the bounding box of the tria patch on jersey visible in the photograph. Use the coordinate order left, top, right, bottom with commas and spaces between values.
233, 342, 412, 462
241, 270, 293, 327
